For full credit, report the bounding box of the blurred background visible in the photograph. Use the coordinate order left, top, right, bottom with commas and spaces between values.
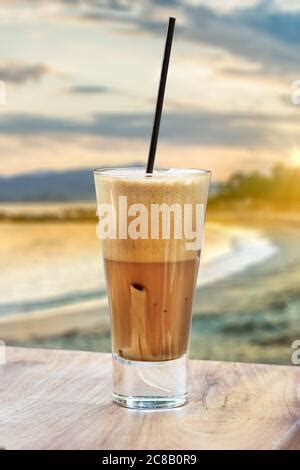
0, 0, 300, 364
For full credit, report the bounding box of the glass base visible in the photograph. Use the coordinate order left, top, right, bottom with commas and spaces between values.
112, 353, 188, 410
113, 393, 187, 409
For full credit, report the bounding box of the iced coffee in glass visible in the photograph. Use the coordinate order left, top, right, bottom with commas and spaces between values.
94, 167, 210, 409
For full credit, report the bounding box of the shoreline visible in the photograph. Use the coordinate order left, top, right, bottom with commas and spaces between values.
199, 223, 277, 287
0, 220, 277, 342
0, 298, 110, 342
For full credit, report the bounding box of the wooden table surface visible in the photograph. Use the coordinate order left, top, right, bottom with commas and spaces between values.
0, 347, 299, 450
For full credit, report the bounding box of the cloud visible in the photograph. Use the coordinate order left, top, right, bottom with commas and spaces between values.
0, 110, 296, 149
2, 1, 300, 77
0, 61, 59, 84
141, 2, 300, 76
55, 0, 300, 77
66, 84, 110, 94
237, 1, 300, 45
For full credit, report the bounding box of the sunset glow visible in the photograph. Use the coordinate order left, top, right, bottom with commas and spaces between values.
291, 147, 300, 167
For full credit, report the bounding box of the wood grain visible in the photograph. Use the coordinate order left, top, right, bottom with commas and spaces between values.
0, 347, 299, 450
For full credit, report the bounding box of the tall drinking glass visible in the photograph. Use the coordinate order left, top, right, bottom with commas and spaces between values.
94, 167, 210, 409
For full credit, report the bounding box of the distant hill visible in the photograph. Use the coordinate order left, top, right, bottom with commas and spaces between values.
0, 166, 219, 202
0, 168, 96, 201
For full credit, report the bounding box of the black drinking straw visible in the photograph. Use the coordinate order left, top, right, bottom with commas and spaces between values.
146, 17, 176, 174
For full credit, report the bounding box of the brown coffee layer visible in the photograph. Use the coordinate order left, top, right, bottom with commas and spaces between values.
104, 257, 199, 361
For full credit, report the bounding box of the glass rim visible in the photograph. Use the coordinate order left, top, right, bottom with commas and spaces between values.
93, 166, 211, 178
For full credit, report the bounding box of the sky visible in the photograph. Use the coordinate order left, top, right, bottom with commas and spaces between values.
0, 0, 300, 180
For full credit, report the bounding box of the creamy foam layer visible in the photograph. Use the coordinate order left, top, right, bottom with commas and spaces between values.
94, 169, 210, 262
